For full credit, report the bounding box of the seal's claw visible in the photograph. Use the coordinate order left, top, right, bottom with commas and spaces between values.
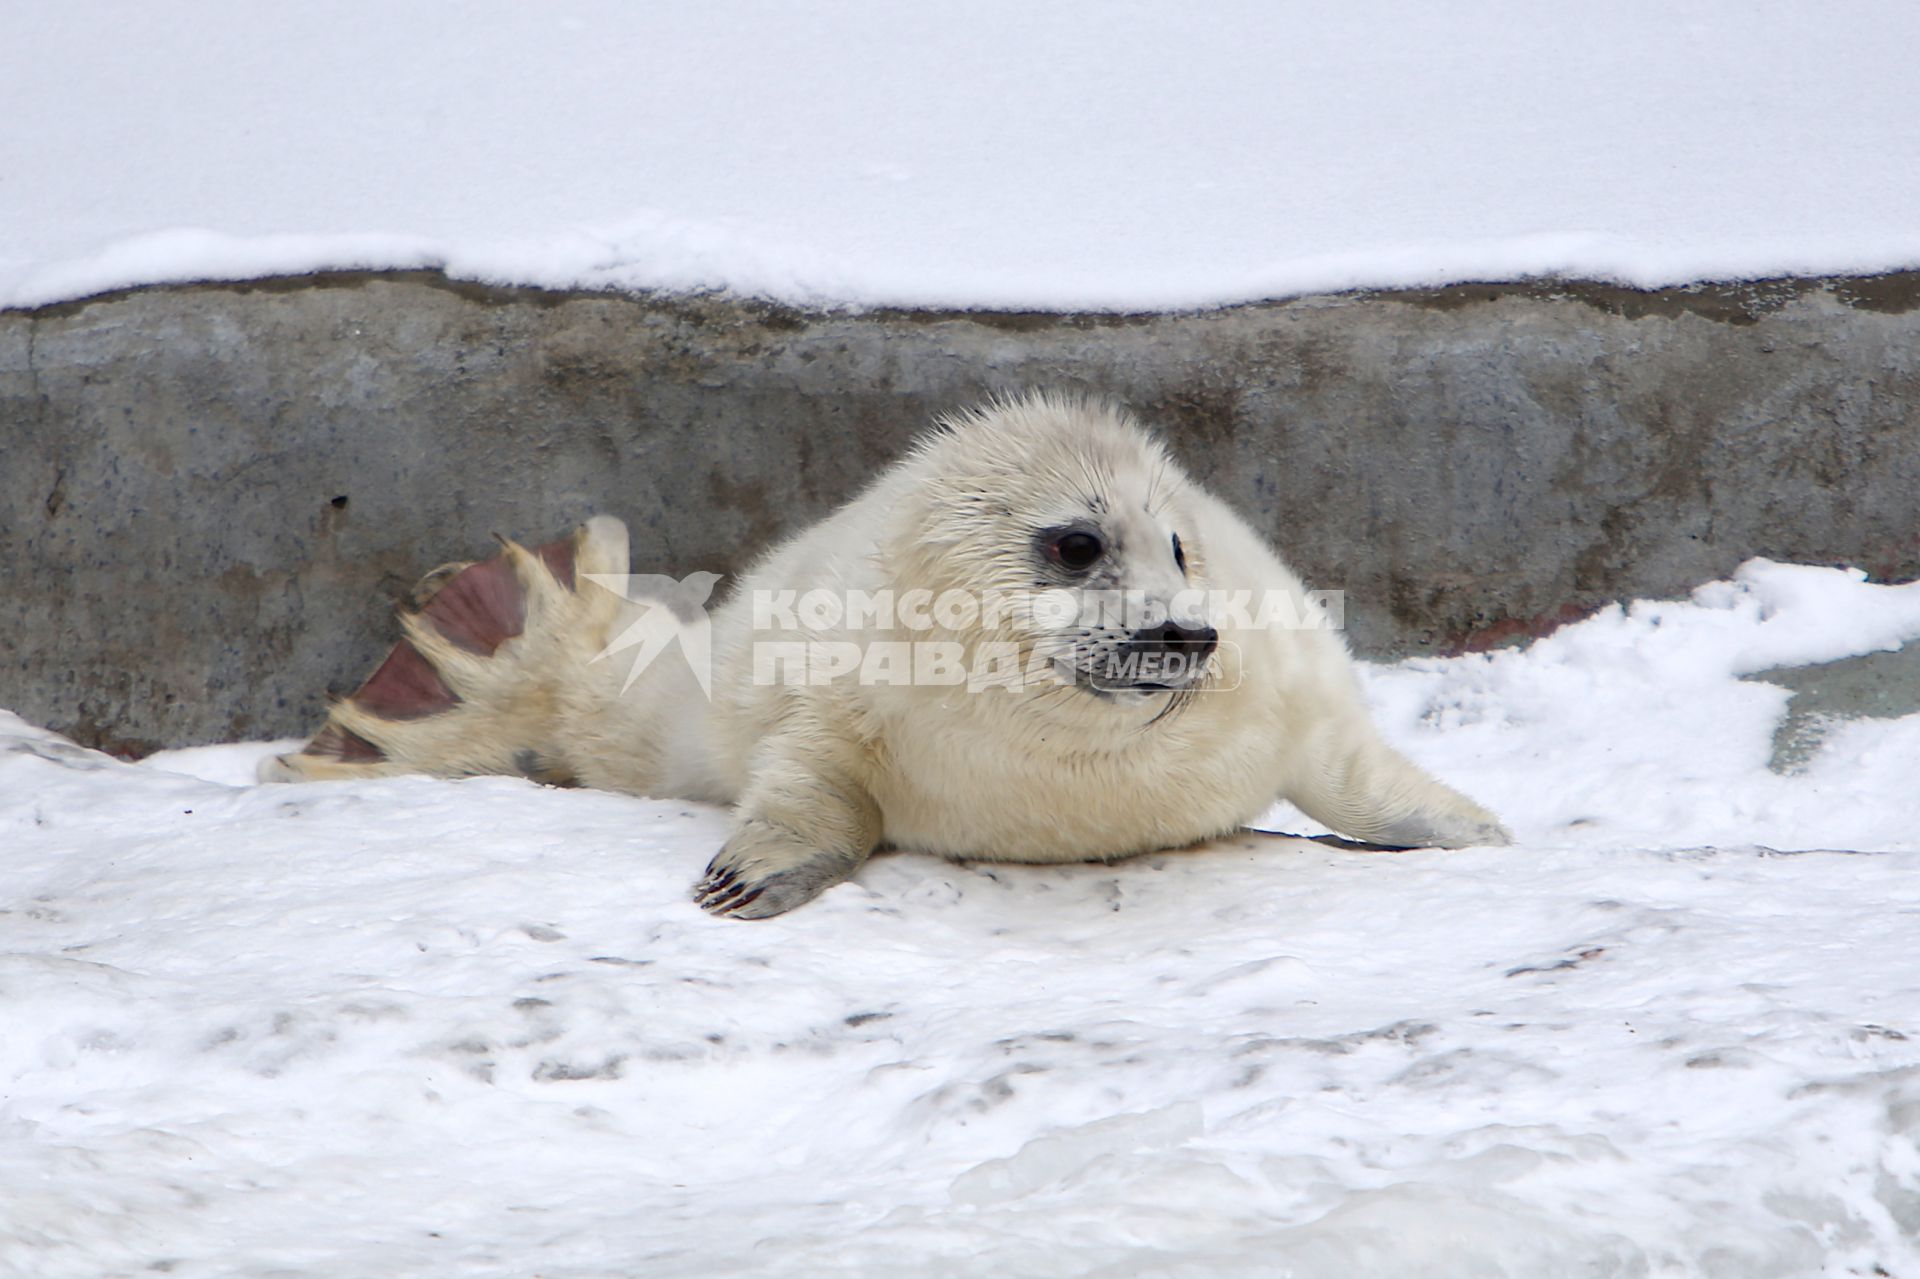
714, 886, 767, 917
693, 863, 738, 898
691, 832, 859, 920
696, 878, 749, 912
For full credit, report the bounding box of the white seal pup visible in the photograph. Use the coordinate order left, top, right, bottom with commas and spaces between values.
265, 392, 1509, 917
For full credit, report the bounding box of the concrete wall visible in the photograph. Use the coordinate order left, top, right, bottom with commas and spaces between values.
3, 270, 1917, 753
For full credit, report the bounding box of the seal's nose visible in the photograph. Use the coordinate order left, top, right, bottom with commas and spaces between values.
1131, 620, 1218, 664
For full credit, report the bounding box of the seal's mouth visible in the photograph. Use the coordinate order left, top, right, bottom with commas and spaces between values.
1091, 678, 1182, 695
1054, 660, 1206, 698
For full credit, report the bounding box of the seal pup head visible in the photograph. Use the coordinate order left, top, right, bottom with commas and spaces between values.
883, 391, 1220, 718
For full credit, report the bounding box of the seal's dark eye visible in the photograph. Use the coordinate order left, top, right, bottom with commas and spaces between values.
1172, 533, 1187, 571
1048, 531, 1104, 571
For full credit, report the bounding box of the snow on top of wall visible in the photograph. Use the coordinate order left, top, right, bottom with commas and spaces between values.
5, 1, 1919, 311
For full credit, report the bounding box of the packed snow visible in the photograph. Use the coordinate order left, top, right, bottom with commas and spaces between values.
5, 1, 1920, 311
4, 559, 1919, 1277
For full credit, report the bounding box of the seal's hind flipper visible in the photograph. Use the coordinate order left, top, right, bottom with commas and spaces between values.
260, 516, 631, 785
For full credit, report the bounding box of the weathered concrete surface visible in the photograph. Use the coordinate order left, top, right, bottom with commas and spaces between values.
1751, 643, 1920, 773
3, 270, 1918, 752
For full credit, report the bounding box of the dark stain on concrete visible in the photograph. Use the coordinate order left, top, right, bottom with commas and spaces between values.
25, 264, 1915, 326
1831, 272, 1920, 315
1386, 274, 1870, 325
1454, 602, 1597, 654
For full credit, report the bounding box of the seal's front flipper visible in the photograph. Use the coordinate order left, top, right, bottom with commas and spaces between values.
260, 516, 631, 785
692, 834, 862, 919
692, 746, 881, 920
1365, 806, 1513, 850
1285, 729, 1511, 851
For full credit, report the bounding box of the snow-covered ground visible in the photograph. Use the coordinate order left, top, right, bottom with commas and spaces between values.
4, 559, 1918, 1277
5, 2, 1920, 311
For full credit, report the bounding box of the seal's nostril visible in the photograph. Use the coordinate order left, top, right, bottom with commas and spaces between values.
1135, 621, 1218, 656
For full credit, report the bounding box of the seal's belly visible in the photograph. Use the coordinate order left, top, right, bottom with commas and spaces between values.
870, 725, 1276, 863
